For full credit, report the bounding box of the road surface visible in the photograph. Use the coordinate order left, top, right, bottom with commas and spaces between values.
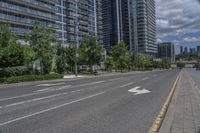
0, 69, 180, 133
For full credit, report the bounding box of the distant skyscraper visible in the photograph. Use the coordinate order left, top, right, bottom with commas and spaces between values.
102, 0, 157, 55
180, 46, 183, 54
184, 47, 188, 53
190, 48, 193, 53
158, 42, 175, 62
197, 46, 200, 52
189, 48, 196, 54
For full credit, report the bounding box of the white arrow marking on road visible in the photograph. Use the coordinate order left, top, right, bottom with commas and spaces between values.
128, 86, 151, 95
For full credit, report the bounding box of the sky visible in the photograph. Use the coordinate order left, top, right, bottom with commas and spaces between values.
156, 0, 200, 53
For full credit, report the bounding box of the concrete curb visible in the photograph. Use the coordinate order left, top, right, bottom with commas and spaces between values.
0, 71, 154, 89
148, 71, 182, 133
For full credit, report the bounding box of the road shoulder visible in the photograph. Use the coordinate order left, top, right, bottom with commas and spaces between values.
159, 69, 200, 133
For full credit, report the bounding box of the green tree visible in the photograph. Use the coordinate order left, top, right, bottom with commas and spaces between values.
161, 60, 170, 69
22, 45, 35, 66
0, 23, 24, 68
137, 55, 146, 68
66, 44, 76, 73
79, 36, 102, 72
26, 24, 53, 74
104, 56, 115, 71
54, 43, 67, 74
177, 62, 185, 69
110, 41, 130, 71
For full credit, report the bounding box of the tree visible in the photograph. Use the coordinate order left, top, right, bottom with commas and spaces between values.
177, 62, 185, 69
66, 44, 76, 73
110, 41, 130, 71
22, 45, 35, 66
26, 24, 53, 74
54, 43, 67, 74
137, 55, 146, 68
79, 36, 102, 72
0, 23, 24, 68
104, 56, 115, 71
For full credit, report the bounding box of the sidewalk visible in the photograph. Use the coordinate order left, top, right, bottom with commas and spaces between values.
159, 70, 200, 133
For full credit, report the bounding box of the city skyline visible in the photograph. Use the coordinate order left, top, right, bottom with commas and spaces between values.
156, 0, 200, 49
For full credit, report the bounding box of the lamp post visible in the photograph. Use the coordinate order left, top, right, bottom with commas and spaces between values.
74, 0, 79, 77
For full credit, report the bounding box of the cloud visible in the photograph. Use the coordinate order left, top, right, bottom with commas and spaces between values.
183, 36, 200, 42
156, 0, 200, 46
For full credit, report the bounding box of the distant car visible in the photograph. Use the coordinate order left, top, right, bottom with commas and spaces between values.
196, 67, 200, 71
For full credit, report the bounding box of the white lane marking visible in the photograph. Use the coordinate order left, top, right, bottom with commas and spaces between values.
120, 82, 135, 88
0, 81, 104, 102
77, 81, 105, 87
107, 78, 121, 81
142, 77, 149, 81
36, 85, 71, 92
36, 83, 65, 87
0, 92, 45, 102
0, 92, 105, 126
36, 87, 53, 92
0, 85, 71, 102
71, 90, 81, 93
150, 74, 158, 78
128, 86, 151, 95
3, 92, 69, 108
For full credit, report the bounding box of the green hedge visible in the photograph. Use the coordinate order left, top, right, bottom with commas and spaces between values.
177, 62, 185, 69
0, 66, 32, 78
1, 73, 63, 83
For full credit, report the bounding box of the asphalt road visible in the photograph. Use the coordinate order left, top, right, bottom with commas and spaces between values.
0, 69, 180, 133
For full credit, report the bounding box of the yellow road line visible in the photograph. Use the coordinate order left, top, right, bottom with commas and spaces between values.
148, 71, 182, 133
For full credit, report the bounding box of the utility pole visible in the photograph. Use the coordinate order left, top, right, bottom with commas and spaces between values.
75, 0, 79, 77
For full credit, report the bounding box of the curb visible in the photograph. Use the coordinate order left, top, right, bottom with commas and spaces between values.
0, 71, 152, 89
148, 71, 182, 133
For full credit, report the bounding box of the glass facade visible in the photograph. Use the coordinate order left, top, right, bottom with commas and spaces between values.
0, 0, 103, 45
102, 0, 157, 55
129, 0, 157, 54
102, 0, 123, 50
158, 42, 175, 62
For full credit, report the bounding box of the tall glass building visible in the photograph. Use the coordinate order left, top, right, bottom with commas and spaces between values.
130, 0, 157, 55
102, 0, 124, 50
102, 0, 157, 55
0, 0, 58, 43
0, 0, 103, 45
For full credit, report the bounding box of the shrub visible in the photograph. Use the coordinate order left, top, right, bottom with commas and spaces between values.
0, 77, 6, 83
5, 73, 63, 83
0, 66, 32, 78
177, 62, 185, 69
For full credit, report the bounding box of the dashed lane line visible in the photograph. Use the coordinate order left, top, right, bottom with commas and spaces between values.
0, 92, 105, 126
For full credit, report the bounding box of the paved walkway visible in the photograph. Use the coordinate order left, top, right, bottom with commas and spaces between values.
159, 69, 200, 133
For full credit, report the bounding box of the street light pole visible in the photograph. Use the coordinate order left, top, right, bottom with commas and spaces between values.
75, 0, 79, 77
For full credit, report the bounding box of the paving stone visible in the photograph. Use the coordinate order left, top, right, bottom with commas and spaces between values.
159, 70, 200, 133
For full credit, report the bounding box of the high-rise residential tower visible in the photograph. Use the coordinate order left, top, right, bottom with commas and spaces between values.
0, 0, 58, 43
158, 42, 175, 63
130, 0, 157, 55
102, 0, 157, 55
0, 0, 103, 45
